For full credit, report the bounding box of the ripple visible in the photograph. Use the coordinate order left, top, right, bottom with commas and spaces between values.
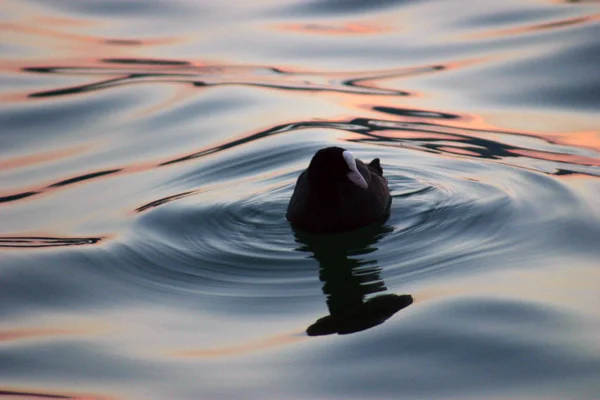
2, 114, 596, 207
0, 169, 122, 204
21, 58, 456, 99
99, 177, 313, 301
279, 0, 419, 16
3, 0, 600, 398
86, 133, 596, 307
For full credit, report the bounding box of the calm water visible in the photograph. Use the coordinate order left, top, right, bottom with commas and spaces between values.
2, 0, 600, 399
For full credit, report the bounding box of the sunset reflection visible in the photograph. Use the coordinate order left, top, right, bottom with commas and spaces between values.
174, 332, 305, 358
0, 328, 81, 343
2, 0, 599, 398
471, 14, 600, 39
275, 22, 387, 35
0, 388, 116, 400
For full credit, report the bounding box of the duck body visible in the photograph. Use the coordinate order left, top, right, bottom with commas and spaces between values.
286, 147, 391, 234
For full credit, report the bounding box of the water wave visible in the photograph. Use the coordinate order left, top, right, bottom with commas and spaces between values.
22, 58, 454, 98
2, 113, 596, 206
3, 0, 600, 398
0, 236, 103, 248
85, 132, 596, 306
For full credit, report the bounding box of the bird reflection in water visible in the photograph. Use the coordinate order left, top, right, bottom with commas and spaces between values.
294, 224, 413, 336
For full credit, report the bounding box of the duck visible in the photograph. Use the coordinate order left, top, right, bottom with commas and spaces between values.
286, 147, 391, 233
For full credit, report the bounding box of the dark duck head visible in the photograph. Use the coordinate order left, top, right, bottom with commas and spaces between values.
307, 147, 368, 191
286, 147, 391, 234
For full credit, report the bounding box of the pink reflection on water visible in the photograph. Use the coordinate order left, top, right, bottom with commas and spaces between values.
470, 13, 600, 39
0, 388, 118, 400
0, 328, 83, 343
0, 146, 88, 171
173, 331, 306, 358
275, 22, 389, 35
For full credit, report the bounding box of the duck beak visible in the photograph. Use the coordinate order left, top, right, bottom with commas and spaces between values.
348, 170, 368, 189
343, 150, 369, 189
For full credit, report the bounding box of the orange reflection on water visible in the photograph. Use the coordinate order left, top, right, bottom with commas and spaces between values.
511, 148, 600, 167
0, 387, 118, 400
2, 0, 183, 48
3, 21, 114, 47
2, 0, 186, 71
3, 20, 179, 47
341, 57, 488, 97
469, 14, 600, 39
0, 145, 88, 171
174, 331, 306, 358
33, 15, 101, 27
552, 131, 600, 153
0, 328, 75, 343
425, 111, 600, 153
0, 324, 103, 343
275, 22, 388, 35
473, 114, 600, 153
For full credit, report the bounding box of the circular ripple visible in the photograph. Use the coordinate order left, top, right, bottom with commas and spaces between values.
102, 177, 317, 301
372, 148, 594, 287
92, 145, 596, 307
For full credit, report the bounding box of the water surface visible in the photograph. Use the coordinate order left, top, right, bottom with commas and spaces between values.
1, 0, 600, 399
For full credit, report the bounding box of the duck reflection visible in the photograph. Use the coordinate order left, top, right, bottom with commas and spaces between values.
294, 224, 412, 336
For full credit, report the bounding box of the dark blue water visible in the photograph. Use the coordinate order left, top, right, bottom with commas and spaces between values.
2, 0, 600, 399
